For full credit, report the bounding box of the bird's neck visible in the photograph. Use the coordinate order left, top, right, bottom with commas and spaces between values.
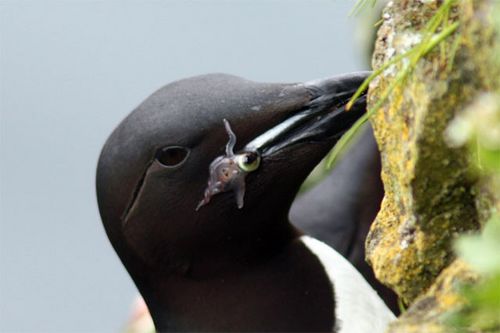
145, 216, 298, 277
136, 218, 300, 331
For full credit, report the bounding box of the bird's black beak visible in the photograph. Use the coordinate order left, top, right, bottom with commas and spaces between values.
244, 72, 369, 156
196, 72, 370, 211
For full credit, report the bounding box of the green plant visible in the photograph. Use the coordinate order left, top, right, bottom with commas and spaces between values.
445, 92, 500, 332
327, 0, 459, 168
350, 0, 378, 16
445, 215, 500, 332
341, 1, 500, 331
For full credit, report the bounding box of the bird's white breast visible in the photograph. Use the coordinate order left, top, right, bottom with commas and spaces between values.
300, 236, 395, 333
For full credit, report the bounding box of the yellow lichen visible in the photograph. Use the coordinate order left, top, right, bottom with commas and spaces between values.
366, 0, 495, 307
387, 260, 478, 333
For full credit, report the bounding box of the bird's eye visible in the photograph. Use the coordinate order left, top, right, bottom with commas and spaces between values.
155, 146, 190, 167
236, 152, 261, 172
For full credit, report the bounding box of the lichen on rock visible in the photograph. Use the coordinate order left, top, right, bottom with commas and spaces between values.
365, 0, 498, 321
387, 259, 479, 333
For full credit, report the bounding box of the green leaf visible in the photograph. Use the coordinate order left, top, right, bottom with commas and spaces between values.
477, 145, 500, 173
446, 274, 500, 332
455, 216, 500, 275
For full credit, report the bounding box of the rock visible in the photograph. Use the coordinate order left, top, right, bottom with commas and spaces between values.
365, 0, 498, 316
386, 259, 478, 333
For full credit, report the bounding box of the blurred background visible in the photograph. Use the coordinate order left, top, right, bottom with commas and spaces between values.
0, 1, 368, 331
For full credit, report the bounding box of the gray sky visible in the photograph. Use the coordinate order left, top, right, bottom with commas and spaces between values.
0, 1, 365, 331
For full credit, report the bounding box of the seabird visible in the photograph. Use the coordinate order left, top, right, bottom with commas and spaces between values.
96, 73, 395, 332
291, 126, 399, 314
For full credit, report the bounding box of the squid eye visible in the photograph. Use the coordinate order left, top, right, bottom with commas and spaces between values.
236, 152, 261, 172
155, 146, 190, 167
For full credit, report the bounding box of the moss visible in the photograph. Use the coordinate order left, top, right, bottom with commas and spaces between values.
387, 260, 479, 333
365, 0, 497, 307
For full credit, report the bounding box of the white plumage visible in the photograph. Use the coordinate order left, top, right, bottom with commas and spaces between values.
301, 236, 396, 333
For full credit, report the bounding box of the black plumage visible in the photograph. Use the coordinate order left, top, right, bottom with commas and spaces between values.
96, 73, 394, 332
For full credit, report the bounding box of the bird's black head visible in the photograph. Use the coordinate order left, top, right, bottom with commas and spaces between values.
96, 73, 368, 282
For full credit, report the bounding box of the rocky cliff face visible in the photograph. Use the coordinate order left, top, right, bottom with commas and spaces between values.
364, 0, 499, 331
